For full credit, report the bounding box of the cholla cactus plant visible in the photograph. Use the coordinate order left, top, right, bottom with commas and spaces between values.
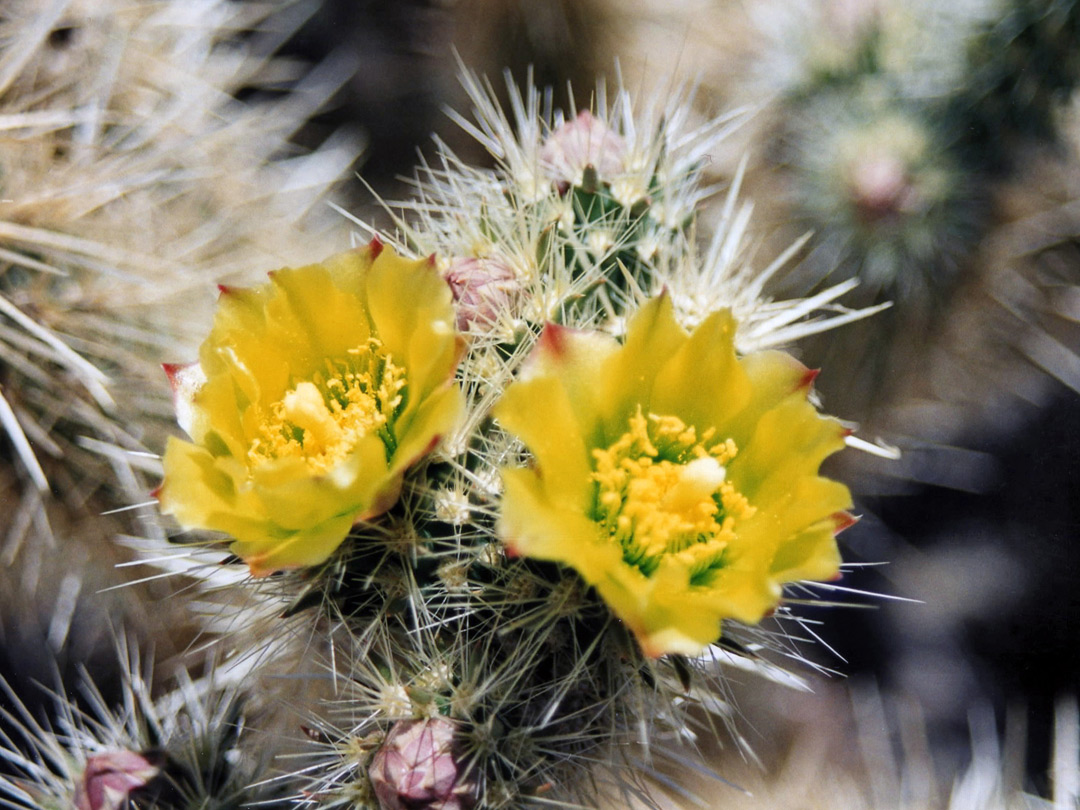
6, 3, 1078, 810
125, 68, 884, 810
0, 0, 360, 507
743, 0, 1080, 305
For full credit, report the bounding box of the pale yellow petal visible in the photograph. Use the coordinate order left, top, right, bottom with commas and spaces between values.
499, 468, 623, 580
159, 436, 272, 541
366, 250, 457, 395
597, 294, 686, 430
651, 308, 751, 432
727, 398, 847, 504
768, 517, 846, 584
232, 512, 357, 578
268, 257, 373, 367
495, 375, 592, 509
391, 385, 464, 474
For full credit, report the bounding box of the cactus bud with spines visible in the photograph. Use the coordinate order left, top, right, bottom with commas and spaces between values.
368, 718, 476, 810
73, 751, 162, 810
0, 645, 281, 810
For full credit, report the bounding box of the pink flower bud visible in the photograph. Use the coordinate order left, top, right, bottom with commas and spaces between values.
369, 718, 475, 810
824, 0, 885, 42
539, 110, 628, 184
74, 751, 161, 810
848, 152, 919, 224
444, 256, 519, 333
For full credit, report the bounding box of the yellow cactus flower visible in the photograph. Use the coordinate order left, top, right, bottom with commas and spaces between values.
157, 242, 464, 577
495, 295, 853, 657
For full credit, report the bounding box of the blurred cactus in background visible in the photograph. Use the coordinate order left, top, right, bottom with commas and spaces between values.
724, 0, 1080, 443
0, 0, 359, 705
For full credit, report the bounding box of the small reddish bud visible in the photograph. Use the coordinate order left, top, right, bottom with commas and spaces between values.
847, 152, 920, 224
444, 256, 519, 333
539, 110, 628, 185
74, 751, 160, 810
369, 719, 476, 810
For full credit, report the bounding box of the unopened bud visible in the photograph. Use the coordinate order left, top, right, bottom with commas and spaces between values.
848, 152, 918, 224
824, 0, 885, 41
539, 110, 628, 185
369, 718, 475, 810
74, 751, 161, 810
444, 256, 519, 333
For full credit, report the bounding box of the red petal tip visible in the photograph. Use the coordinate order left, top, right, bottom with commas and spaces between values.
640, 642, 665, 660
368, 235, 384, 258
149, 484, 162, 500
537, 322, 572, 358
161, 362, 192, 390
841, 426, 855, 438
426, 252, 437, 267
833, 511, 858, 534
798, 367, 820, 391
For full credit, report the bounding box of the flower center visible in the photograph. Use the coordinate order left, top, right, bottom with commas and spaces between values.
249, 340, 407, 474
590, 407, 755, 583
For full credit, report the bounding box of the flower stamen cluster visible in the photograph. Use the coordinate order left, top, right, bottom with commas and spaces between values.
591, 408, 756, 583
249, 340, 407, 475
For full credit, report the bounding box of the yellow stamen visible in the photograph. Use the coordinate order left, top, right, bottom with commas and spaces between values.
249, 340, 407, 475
591, 407, 756, 579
